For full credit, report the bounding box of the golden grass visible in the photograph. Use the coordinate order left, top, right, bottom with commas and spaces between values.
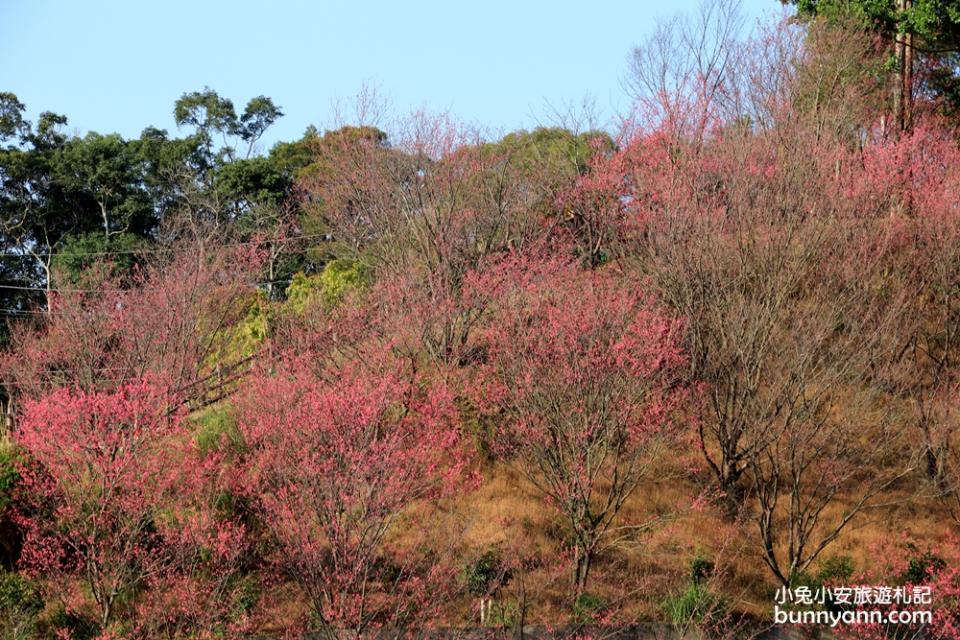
406, 458, 959, 625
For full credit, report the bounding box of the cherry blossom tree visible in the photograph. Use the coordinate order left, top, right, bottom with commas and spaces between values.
3, 243, 261, 412
132, 450, 254, 639
852, 123, 960, 503
14, 381, 183, 630
235, 334, 469, 636
299, 113, 587, 368
472, 254, 685, 594
617, 11, 924, 589
834, 536, 960, 640
12, 379, 255, 637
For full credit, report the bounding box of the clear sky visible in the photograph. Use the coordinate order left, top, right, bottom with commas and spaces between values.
1, 0, 780, 149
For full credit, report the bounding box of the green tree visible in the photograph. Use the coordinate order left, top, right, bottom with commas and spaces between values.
55, 132, 155, 242
786, 0, 960, 127
174, 87, 283, 162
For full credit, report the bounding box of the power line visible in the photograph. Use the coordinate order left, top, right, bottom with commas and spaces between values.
0, 232, 333, 259
0, 233, 329, 319
0, 308, 48, 316
0, 279, 293, 294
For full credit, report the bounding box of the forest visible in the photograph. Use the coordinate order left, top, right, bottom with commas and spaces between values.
1, 1, 960, 638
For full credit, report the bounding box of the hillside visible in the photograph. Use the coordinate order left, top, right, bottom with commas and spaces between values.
1, 3, 959, 639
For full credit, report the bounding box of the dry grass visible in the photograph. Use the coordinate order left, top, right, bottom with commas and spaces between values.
399, 457, 959, 626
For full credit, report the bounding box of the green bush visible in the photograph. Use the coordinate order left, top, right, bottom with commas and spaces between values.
230, 574, 261, 620
193, 405, 244, 456
901, 549, 946, 585
487, 599, 522, 628
817, 554, 854, 584
690, 556, 715, 585
789, 568, 817, 589
0, 570, 43, 640
284, 258, 369, 313
463, 547, 511, 597
318, 258, 368, 304
663, 583, 725, 626
0, 443, 21, 512
236, 295, 272, 349
41, 607, 98, 640
572, 591, 606, 623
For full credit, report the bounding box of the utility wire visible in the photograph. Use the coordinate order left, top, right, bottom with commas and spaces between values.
0, 232, 324, 300
0, 231, 332, 259
0, 278, 294, 294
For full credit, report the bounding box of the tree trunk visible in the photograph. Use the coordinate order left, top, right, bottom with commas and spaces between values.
894, 0, 905, 134
719, 464, 747, 520
922, 428, 951, 494
573, 544, 592, 595
101, 200, 110, 244
894, 0, 914, 134
1, 396, 13, 439
39, 257, 52, 313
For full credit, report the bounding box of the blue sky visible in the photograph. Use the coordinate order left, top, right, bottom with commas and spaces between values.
1, 0, 779, 149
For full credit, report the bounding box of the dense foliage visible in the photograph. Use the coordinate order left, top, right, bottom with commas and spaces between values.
0, 3, 959, 638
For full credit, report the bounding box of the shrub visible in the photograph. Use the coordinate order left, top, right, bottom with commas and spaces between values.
900, 548, 947, 585
663, 583, 724, 626
0, 570, 43, 640
284, 258, 368, 313
690, 556, 715, 585
817, 554, 855, 584
318, 258, 368, 304
488, 600, 522, 628
0, 442, 20, 512
463, 547, 512, 597
572, 592, 606, 623
193, 405, 244, 457
41, 607, 99, 640
233, 294, 273, 356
